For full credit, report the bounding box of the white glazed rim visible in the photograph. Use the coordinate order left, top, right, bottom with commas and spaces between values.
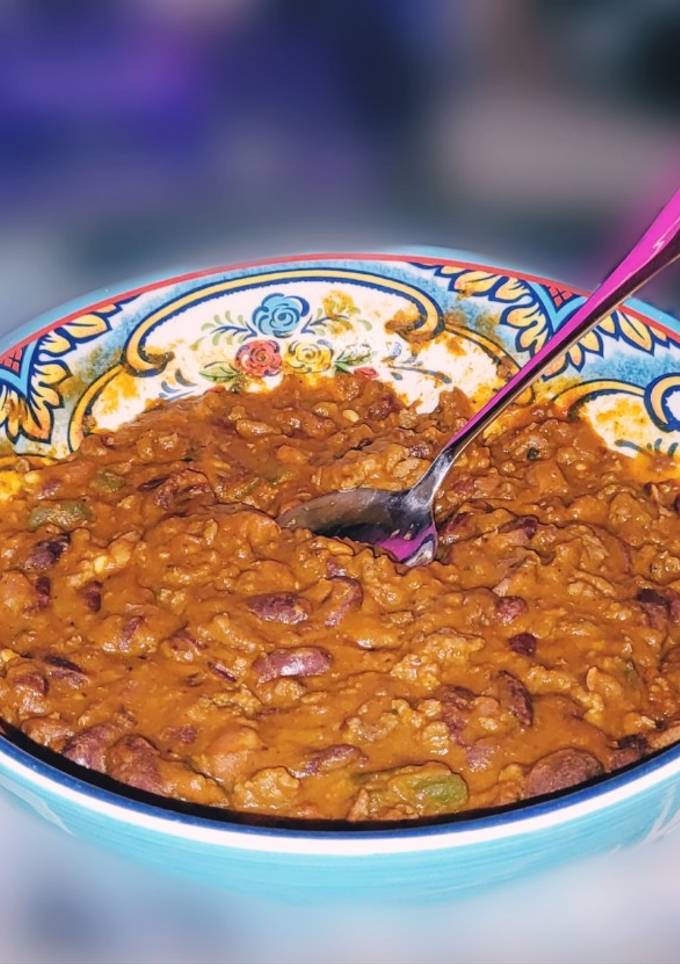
2, 736, 680, 856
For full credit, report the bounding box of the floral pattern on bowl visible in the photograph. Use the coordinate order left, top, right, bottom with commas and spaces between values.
1, 253, 678, 466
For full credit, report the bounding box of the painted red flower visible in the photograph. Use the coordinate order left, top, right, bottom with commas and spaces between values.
235, 339, 282, 377
354, 366, 379, 379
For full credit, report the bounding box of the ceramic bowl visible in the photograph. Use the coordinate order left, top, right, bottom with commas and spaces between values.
1, 250, 680, 902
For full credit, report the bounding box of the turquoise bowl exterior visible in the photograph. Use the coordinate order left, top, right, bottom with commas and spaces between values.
1, 249, 679, 902
3, 732, 680, 902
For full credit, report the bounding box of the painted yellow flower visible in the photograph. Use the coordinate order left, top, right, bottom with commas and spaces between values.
284, 340, 333, 374
322, 289, 356, 320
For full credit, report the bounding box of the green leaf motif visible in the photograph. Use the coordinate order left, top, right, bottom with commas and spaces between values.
335, 344, 372, 367
200, 362, 243, 384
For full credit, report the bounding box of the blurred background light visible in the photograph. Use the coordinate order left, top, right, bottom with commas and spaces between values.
0, 0, 678, 332
0, 3, 679, 961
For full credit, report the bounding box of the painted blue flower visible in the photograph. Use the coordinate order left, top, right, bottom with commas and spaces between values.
252, 293, 309, 337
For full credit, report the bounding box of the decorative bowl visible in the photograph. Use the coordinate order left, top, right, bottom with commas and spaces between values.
1, 250, 679, 902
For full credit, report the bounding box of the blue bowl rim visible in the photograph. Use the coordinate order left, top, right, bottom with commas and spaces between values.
1, 246, 679, 855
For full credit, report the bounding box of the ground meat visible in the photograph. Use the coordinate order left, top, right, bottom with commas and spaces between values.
22, 716, 73, 749
160, 629, 205, 662
193, 724, 263, 786
0, 373, 678, 820
162, 725, 197, 745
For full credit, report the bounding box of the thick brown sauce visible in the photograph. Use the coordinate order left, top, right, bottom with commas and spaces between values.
1, 374, 680, 821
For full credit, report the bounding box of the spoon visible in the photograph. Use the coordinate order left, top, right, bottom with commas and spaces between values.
279, 188, 680, 565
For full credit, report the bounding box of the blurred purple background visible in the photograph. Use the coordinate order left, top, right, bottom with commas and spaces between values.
1, 3, 680, 962
1, 0, 679, 333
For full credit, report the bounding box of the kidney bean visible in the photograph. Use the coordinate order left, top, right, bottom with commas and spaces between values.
323, 577, 363, 627
106, 735, 163, 794
495, 595, 528, 624
326, 558, 348, 578
81, 580, 102, 613
508, 632, 537, 657
437, 688, 476, 742
34, 576, 51, 609
368, 395, 399, 421
63, 723, 118, 772
162, 725, 197, 745
295, 743, 366, 777
208, 660, 237, 682
526, 748, 603, 797
670, 594, 680, 624
246, 592, 311, 624
44, 654, 87, 685
14, 672, 48, 697
253, 647, 332, 683
24, 533, 70, 570
674, 493, 680, 515
120, 616, 144, 648
409, 441, 431, 459
437, 685, 476, 708
637, 587, 669, 610
499, 515, 538, 538
610, 734, 647, 769
439, 513, 471, 546
466, 741, 496, 771
497, 671, 533, 726
137, 476, 169, 491
440, 704, 468, 742
636, 587, 672, 629
152, 469, 212, 509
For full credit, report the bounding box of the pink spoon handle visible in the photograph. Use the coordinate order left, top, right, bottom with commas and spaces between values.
413, 186, 680, 503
